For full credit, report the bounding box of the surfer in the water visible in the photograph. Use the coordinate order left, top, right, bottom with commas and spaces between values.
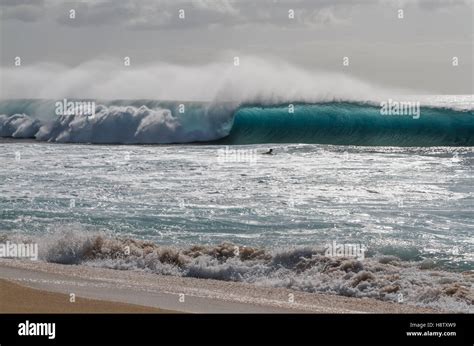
263, 149, 274, 155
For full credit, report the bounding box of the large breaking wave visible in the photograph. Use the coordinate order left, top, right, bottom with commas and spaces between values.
0, 98, 473, 146
1, 59, 472, 146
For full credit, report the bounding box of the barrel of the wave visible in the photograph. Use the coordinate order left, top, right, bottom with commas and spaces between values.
218, 102, 474, 146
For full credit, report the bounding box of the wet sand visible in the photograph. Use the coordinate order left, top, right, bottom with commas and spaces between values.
0, 279, 174, 313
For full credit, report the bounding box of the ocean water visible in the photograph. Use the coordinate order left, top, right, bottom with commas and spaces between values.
0, 96, 473, 312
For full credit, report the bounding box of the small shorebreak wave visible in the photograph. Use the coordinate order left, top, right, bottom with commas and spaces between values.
0, 99, 473, 146
1, 232, 472, 312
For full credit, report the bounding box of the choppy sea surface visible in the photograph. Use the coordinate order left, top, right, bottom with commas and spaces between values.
1, 142, 472, 265
1, 141, 473, 312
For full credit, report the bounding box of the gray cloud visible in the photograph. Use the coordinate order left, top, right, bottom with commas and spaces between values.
1, 0, 353, 28
2, 0, 471, 29
1, 4, 45, 22
1, 0, 472, 94
1, 0, 45, 6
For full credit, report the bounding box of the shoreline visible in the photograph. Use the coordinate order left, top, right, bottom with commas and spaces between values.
0, 259, 441, 313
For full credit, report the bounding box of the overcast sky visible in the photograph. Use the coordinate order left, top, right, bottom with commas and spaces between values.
1, 0, 473, 95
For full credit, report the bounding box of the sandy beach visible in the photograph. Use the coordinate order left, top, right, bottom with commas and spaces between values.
0, 259, 439, 313
0, 279, 173, 313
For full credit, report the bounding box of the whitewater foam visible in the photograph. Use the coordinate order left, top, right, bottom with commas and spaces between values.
1, 232, 472, 312
0, 102, 234, 144
0, 114, 41, 139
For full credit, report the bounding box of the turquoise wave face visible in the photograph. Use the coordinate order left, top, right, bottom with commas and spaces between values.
219, 103, 474, 146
